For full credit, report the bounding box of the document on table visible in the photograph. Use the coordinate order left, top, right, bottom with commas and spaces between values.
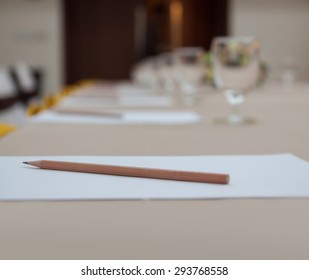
65, 83, 174, 107
61, 95, 174, 107
1, 154, 309, 201
30, 110, 201, 125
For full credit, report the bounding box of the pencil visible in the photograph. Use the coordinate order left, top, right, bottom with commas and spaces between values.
23, 160, 230, 185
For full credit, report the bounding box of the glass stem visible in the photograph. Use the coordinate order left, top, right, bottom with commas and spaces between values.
224, 89, 245, 124
230, 103, 241, 117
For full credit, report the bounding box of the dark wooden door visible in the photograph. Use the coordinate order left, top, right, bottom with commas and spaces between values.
64, 0, 139, 84
182, 0, 229, 49
64, 0, 228, 84
144, 0, 228, 54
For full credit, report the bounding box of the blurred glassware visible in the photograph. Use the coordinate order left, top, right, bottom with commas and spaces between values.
211, 36, 261, 124
204, 52, 268, 88
155, 53, 176, 94
131, 57, 160, 91
173, 47, 205, 106
280, 56, 298, 88
204, 52, 215, 86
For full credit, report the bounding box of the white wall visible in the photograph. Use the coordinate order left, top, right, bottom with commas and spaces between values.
230, 0, 309, 80
0, 0, 63, 94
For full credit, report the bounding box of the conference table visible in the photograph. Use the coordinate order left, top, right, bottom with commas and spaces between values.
0, 81, 309, 259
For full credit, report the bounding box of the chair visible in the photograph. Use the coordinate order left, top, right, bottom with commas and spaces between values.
0, 66, 27, 127
0, 66, 18, 110
11, 62, 42, 105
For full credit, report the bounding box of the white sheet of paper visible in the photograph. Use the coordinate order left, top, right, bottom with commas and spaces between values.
61, 95, 173, 107
1, 154, 309, 201
74, 84, 154, 98
30, 110, 201, 125
116, 84, 154, 96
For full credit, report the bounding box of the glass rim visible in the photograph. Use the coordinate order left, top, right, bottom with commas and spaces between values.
212, 36, 258, 43
174, 47, 205, 55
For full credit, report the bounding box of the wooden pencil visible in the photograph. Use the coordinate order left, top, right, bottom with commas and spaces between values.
23, 160, 230, 185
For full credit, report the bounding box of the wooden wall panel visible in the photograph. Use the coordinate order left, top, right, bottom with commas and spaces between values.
64, 0, 139, 84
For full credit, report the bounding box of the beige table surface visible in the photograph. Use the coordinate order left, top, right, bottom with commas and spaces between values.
1, 83, 309, 259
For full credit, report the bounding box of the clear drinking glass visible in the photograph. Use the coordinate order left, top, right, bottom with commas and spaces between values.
211, 37, 261, 124
173, 47, 205, 106
155, 53, 176, 94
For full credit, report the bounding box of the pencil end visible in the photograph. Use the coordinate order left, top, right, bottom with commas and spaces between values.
23, 161, 29, 165
225, 174, 230, 184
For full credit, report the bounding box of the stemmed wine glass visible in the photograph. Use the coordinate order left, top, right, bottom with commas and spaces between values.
211, 37, 261, 124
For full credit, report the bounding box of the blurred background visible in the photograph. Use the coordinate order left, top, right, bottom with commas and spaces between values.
0, 0, 309, 95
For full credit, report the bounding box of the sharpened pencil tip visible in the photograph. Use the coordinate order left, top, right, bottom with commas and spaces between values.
23, 161, 29, 165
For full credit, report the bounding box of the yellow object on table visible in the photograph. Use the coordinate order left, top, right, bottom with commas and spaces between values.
26, 80, 96, 117
27, 103, 46, 116
0, 123, 16, 137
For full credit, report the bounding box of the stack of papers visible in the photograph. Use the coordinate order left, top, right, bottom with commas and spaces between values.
31, 110, 201, 125
62, 95, 174, 107
1, 154, 309, 201
69, 83, 173, 107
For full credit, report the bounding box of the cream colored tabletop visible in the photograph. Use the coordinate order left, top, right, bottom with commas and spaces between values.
1, 82, 309, 259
